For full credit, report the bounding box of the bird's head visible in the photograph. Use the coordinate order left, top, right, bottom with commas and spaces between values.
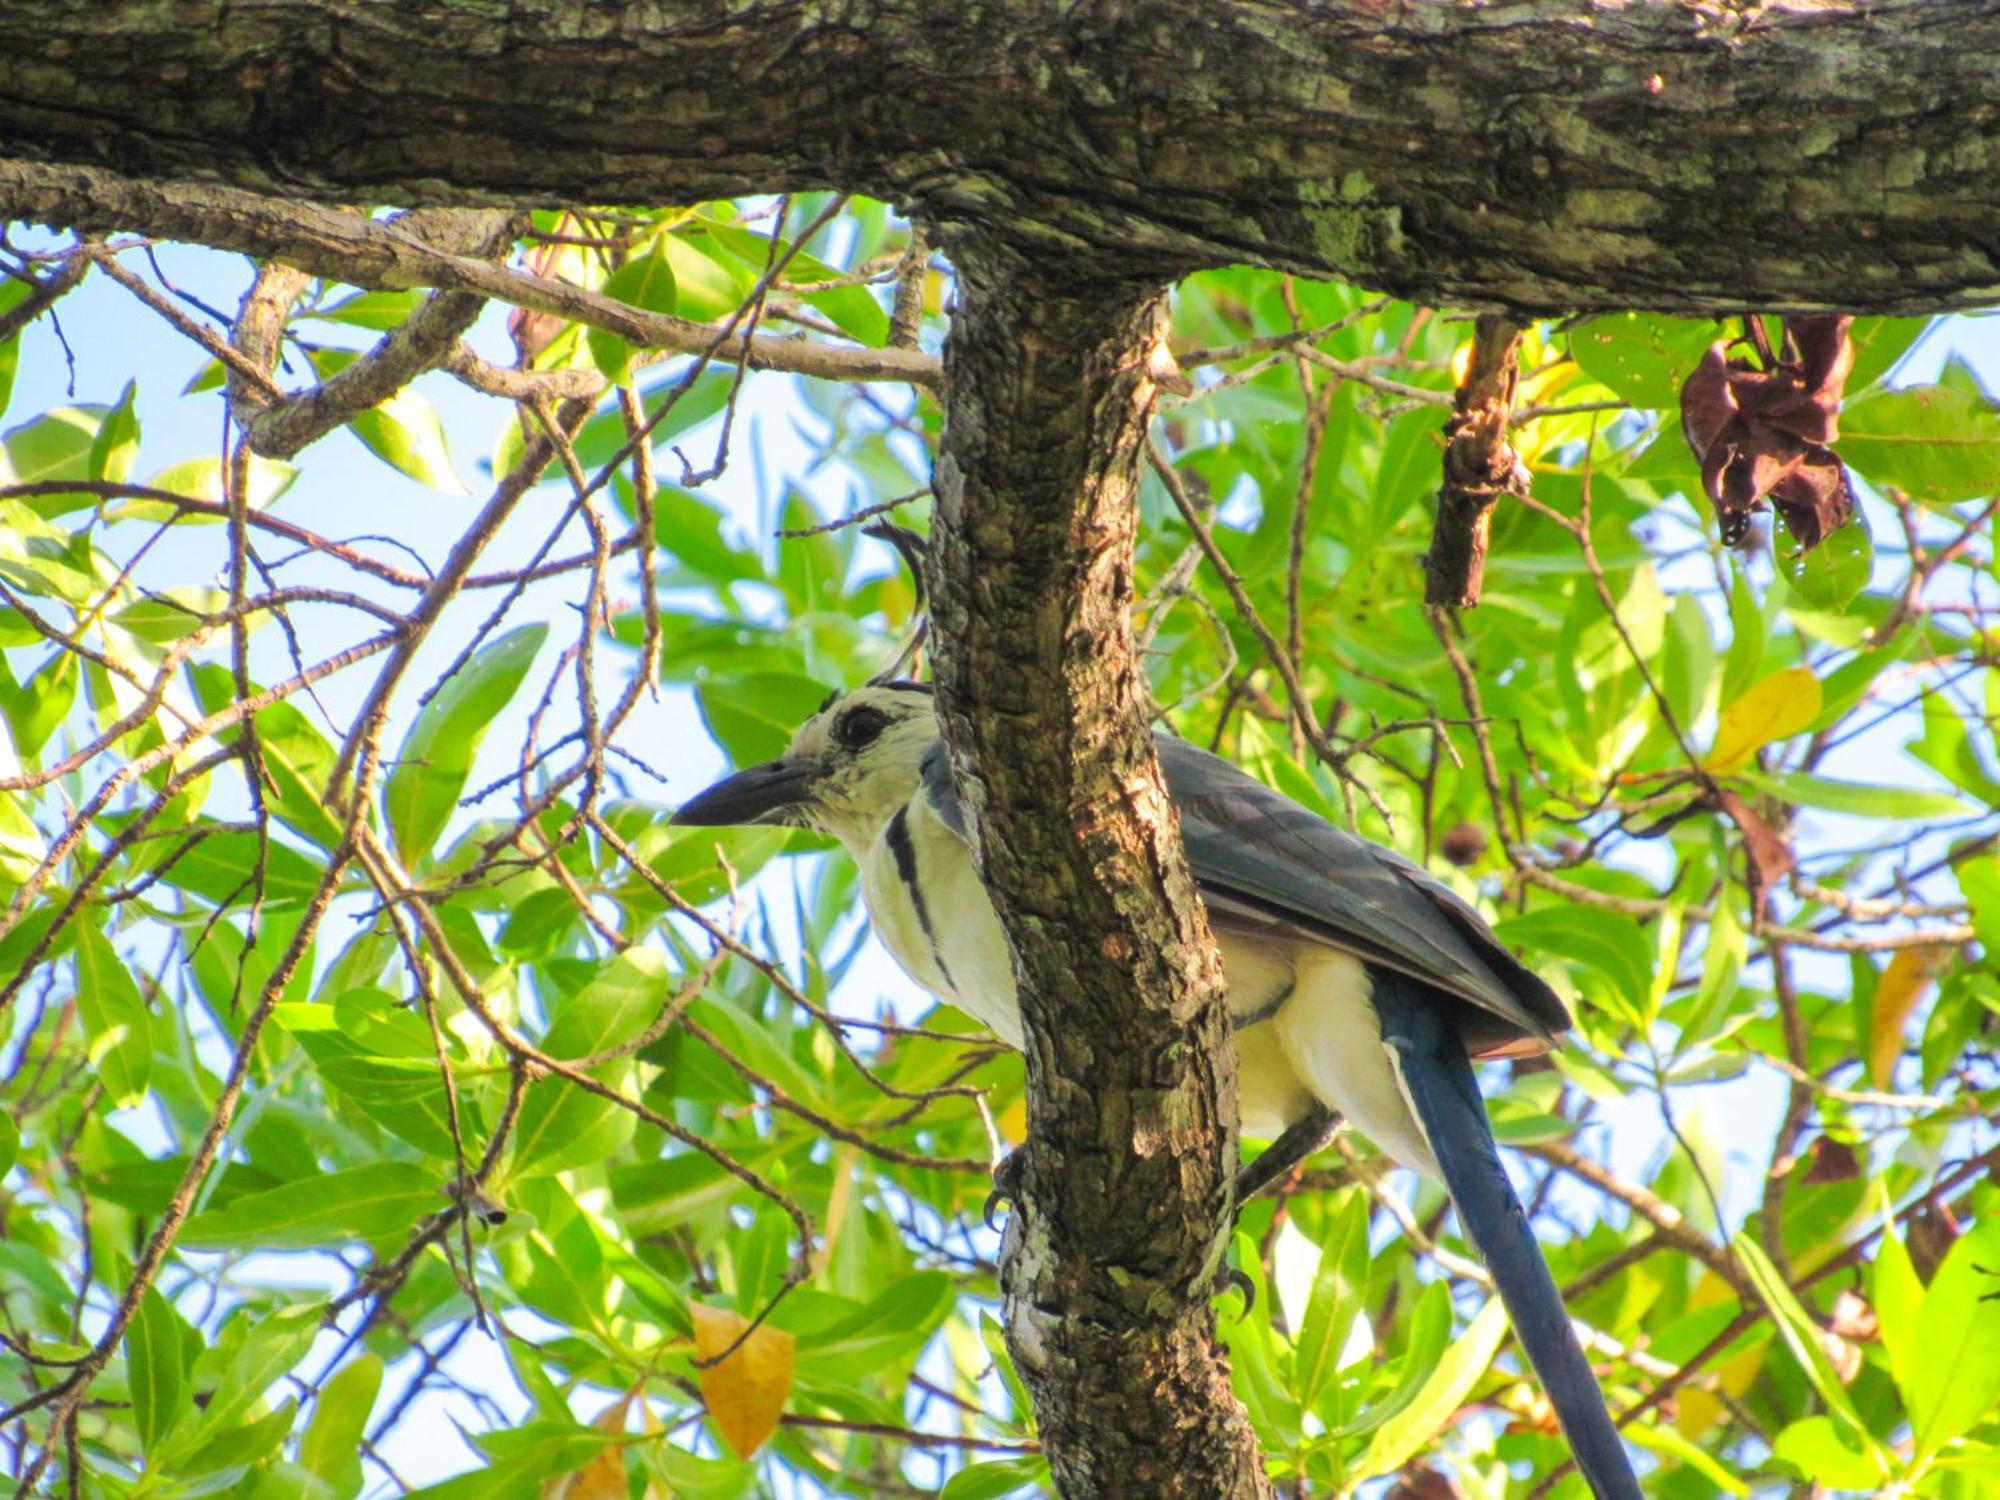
672, 681, 940, 855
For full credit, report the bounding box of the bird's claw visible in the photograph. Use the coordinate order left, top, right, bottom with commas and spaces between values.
1217, 1264, 1256, 1313
984, 1148, 1025, 1232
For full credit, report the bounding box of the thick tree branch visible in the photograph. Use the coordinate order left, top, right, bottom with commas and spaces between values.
4, 3, 2000, 312
0, 164, 941, 391
243, 207, 521, 457
929, 245, 1262, 1498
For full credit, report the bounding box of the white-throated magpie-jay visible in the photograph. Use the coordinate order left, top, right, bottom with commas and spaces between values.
675, 682, 1641, 1497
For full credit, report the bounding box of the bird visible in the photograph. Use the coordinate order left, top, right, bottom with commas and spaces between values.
674, 681, 1642, 1498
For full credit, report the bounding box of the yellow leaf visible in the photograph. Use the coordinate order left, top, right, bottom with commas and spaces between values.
1677, 1330, 1771, 1442
997, 1095, 1028, 1146
540, 1395, 634, 1500
1867, 945, 1955, 1088
1706, 668, 1822, 775
691, 1303, 795, 1459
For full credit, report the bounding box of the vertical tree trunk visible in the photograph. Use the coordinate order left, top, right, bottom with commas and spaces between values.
928, 241, 1268, 1499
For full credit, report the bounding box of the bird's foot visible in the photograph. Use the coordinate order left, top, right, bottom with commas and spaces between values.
983, 1147, 1025, 1232
1215, 1263, 1256, 1314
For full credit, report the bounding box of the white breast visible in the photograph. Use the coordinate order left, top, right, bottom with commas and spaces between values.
856, 800, 1434, 1176
858, 800, 1023, 1048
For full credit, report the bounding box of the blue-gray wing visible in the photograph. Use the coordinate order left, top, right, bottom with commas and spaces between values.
920, 736, 1566, 1055
1156, 736, 1566, 1055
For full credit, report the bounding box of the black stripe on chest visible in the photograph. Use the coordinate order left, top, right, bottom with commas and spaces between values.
886, 805, 957, 990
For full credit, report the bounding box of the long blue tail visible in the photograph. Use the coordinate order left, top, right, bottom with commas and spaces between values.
1373, 973, 1643, 1500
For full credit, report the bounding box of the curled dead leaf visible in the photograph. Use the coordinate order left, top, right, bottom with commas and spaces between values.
1712, 787, 1795, 917
1681, 314, 1857, 550
1803, 1136, 1861, 1185
1907, 1194, 1964, 1283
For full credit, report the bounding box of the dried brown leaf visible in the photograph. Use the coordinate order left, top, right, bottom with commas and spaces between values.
1681, 315, 1857, 549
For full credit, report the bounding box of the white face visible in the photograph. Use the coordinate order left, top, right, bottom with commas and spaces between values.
781, 683, 940, 852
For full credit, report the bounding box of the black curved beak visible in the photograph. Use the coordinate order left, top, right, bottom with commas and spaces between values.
672, 758, 822, 827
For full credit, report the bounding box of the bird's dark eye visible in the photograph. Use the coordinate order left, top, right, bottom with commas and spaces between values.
833, 704, 890, 751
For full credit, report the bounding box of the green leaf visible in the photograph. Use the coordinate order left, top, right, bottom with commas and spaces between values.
124, 1285, 188, 1459
1569, 313, 1725, 410
1961, 857, 2000, 958
1629, 1419, 1751, 1494
1840, 384, 2000, 504
1322, 1277, 1451, 1442
277, 995, 471, 1157
88, 380, 141, 483
0, 649, 78, 760
1719, 567, 1768, 706
0, 277, 28, 420
1910, 1217, 2000, 1463
1772, 1415, 1891, 1491
1492, 906, 1653, 1023
1218, 1229, 1301, 1452
788, 1272, 956, 1379
938, 1459, 1048, 1500
73, 925, 152, 1107
1907, 692, 2000, 809
1291, 1188, 1369, 1417
649, 486, 765, 584
1872, 1188, 1924, 1405
507, 948, 670, 1176
696, 217, 890, 347
503, 364, 738, 481
695, 671, 832, 767
0, 1240, 74, 1316
1784, 512, 1872, 612
384, 623, 547, 864
1811, 641, 1914, 732
1741, 770, 1973, 822
124, 452, 298, 521
1847, 316, 1934, 392
1349, 1295, 1507, 1482
1733, 1235, 1877, 1450
0, 1113, 16, 1178
350, 385, 467, 493
1661, 589, 1718, 733
168, 1305, 322, 1463
180, 1161, 440, 1249
108, 587, 229, 643
661, 231, 753, 321
0, 404, 103, 488
179, 1396, 297, 1480
588, 244, 679, 384
308, 289, 428, 330
1683, 899, 1745, 1045
148, 820, 330, 911
301, 1354, 382, 1497
401, 1420, 617, 1499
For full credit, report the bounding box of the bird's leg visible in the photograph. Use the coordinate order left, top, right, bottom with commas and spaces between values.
1211, 1111, 1338, 1314
1234, 1106, 1339, 1204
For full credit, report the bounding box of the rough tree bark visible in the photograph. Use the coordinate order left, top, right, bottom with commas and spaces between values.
5, 4, 1997, 1496
2, 2, 1999, 314
929, 248, 1258, 1498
